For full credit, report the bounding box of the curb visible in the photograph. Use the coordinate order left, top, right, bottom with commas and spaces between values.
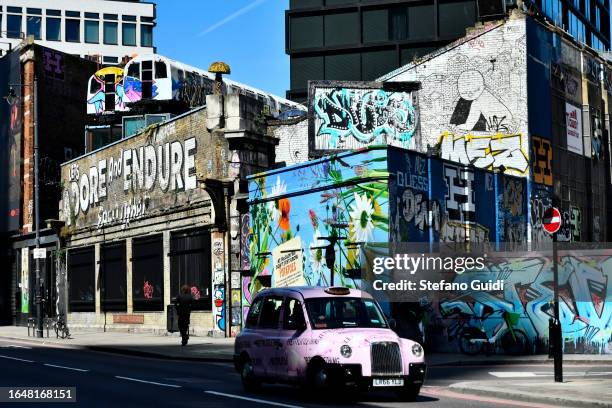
0, 335, 234, 363
449, 382, 612, 408
428, 358, 611, 367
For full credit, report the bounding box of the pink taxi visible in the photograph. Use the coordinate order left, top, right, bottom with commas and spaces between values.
234, 287, 426, 400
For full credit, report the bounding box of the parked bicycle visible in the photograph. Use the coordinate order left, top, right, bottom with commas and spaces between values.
53, 314, 70, 339
443, 307, 528, 355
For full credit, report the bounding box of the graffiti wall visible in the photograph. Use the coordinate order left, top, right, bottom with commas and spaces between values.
309, 82, 420, 154
430, 250, 611, 354
389, 149, 527, 245
382, 18, 528, 177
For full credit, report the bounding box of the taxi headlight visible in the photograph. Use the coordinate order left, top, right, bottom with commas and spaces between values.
411, 343, 423, 357
340, 345, 352, 358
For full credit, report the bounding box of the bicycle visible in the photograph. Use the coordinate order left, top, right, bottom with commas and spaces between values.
443, 307, 528, 355
53, 314, 71, 339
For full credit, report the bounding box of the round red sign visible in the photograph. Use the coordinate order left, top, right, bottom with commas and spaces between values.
543, 207, 561, 234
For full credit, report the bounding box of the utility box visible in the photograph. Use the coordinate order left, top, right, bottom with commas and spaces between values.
166, 304, 178, 333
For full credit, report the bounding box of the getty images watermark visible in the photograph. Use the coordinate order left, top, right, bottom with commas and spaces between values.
370, 253, 506, 292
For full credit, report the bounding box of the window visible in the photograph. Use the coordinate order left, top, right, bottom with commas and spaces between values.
127, 62, 140, 78
46, 17, 61, 41
85, 12, 99, 19
26, 8, 41, 15
104, 13, 118, 20
68, 247, 95, 312
305, 297, 388, 329
7, 14, 22, 39
258, 296, 284, 329
132, 235, 164, 312
65, 19, 80, 42
291, 56, 324, 90
439, 1, 476, 38
363, 9, 388, 43
46, 10, 61, 16
7, 6, 22, 13
389, 6, 408, 40
103, 56, 119, 64
362, 50, 396, 81
325, 53, 360, 80
122, 23, 136, 46
245, 298, 263, 329
290, 15, 323, 49
324, 12, 359, 46
104, 21, 118, 44
170, 229, 212, 311
409, 4, 435, 40
283, 298, 306, 330
595, 6, 601, 30
123, 15, 137, 22
141, 24, 153, 47
65, 10, 80, 17
27, 15, 41, 39
85, 20, 99, 43
100, 242, 127, 312
155, 61, 168, 79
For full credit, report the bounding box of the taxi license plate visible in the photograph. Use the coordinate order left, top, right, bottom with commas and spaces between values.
373, 378, 404, 387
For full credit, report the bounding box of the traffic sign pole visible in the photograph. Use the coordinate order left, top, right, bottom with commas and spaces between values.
544, 206, 563, 382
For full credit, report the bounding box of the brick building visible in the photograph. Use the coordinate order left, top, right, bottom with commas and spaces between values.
1, 41, 95, 326
58, 94, 278, 335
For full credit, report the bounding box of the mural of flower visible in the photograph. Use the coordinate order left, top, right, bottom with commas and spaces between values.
310, 230, 324, 272
278, 198, 291, 231
309, 209, 319, 229
268, 176, 287, 222
349, 192, 375, 243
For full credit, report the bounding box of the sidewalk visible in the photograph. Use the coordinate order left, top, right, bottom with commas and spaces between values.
0, 326, 235, 362
450, 379, 612, 407
0, 325, 611, 366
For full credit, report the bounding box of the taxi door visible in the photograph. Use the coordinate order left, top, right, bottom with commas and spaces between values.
275, 297, 308, 381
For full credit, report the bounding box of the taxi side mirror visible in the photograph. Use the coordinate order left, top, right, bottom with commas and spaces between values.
388, 318, 397, 330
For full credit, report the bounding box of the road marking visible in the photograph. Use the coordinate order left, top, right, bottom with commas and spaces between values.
0, 345, 32, 349
0, 354, 34, 363
44, 363, 89, 372
205, 391, 303, 408
115, 376, 182, 388
490, 371, 612, 378
489, 371, 537, 378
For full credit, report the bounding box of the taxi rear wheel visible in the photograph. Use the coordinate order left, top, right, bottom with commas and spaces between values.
240, 356, 260, 392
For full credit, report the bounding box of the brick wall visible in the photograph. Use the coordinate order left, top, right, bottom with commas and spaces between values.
271, 117, 309, 165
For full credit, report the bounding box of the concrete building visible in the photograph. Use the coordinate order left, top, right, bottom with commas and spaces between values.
0, 42, 97, 326
0, 0, 156, 63
57, 94, 279, 336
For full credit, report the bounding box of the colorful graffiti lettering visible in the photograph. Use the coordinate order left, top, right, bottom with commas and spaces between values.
438, 132, 528, 175
532, 136, 553, 186
437, 252, 611, 354
313, 87, 418, 150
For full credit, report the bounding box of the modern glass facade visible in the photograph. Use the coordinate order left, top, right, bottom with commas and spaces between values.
286, 0, 478, 101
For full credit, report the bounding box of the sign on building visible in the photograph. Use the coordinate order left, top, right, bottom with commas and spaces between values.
565, 102, 583, 155
272, 237, 305, 288
309, 81, 420, 155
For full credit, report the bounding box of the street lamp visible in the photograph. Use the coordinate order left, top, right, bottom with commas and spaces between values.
6, 78, 43, 338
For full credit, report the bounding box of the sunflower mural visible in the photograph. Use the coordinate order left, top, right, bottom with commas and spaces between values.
243, 147, 391, 318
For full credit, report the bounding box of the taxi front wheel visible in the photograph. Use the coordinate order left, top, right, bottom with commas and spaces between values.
240, 357, 261, 392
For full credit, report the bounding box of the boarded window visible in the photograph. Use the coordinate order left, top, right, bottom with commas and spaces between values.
362, 49, 397, 80
100, 242, 127, 312
132, 235, 164, 312
170, 229, 212, 311
68, 247, 95, 312
290, 56, 324, 90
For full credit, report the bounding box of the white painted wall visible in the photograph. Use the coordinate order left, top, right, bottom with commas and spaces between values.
273, 118, 309, 165
381, 15, 530, 178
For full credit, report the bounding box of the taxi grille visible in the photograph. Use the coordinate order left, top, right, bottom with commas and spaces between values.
371, 342, 402, 376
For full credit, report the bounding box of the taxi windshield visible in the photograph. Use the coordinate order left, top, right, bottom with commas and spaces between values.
305, 297, 388, 329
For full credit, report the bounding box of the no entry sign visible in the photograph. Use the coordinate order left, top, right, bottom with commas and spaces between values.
543, 207, 561, 234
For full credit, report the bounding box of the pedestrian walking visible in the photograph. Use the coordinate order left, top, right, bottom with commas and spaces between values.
175, 285, 193, 346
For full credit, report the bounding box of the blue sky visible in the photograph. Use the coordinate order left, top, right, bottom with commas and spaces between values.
155, 0, 289, 98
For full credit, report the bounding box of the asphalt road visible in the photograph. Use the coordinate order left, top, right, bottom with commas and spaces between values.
0, 338, 610, 408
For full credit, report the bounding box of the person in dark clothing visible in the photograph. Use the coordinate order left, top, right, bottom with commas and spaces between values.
175, 285, 193, 346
